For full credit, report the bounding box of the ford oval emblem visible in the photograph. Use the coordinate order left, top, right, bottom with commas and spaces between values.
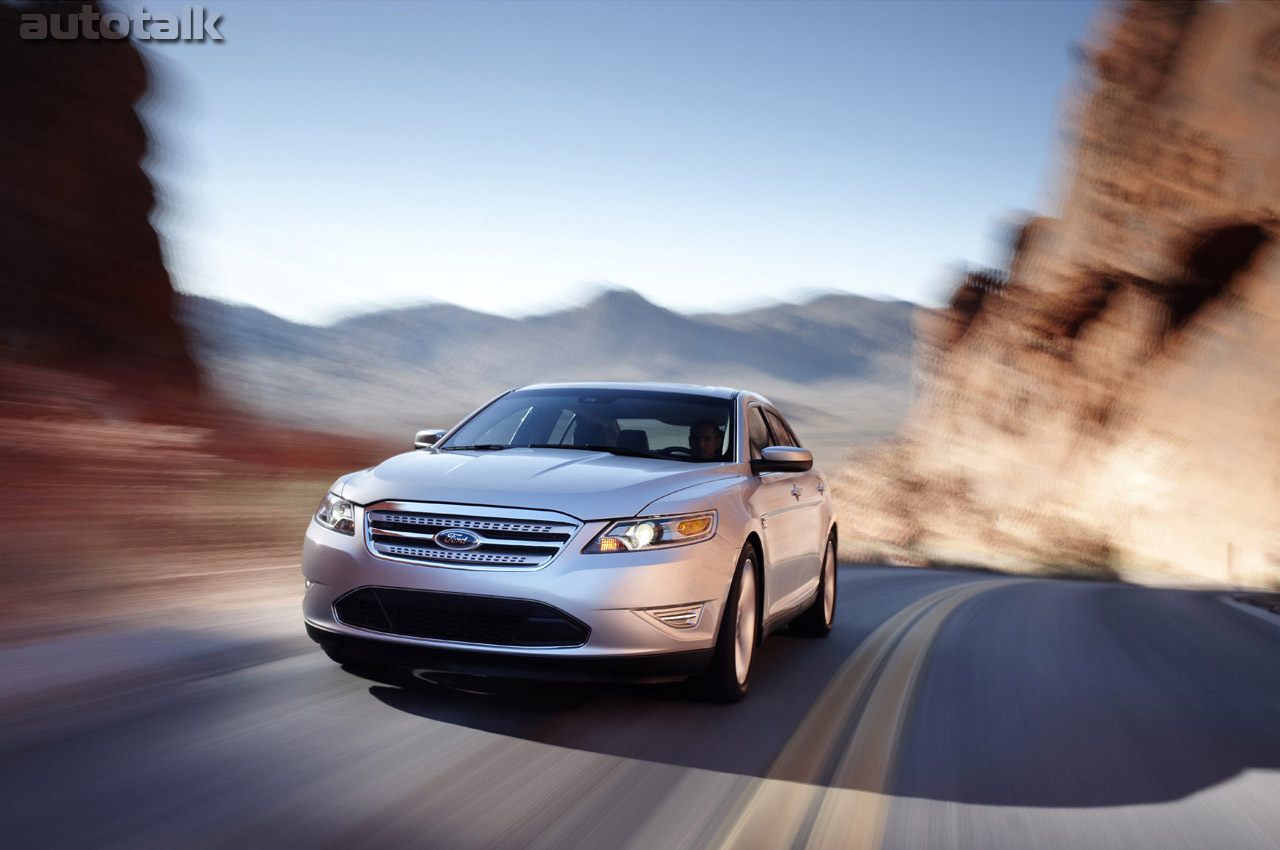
435, 528, 481, 551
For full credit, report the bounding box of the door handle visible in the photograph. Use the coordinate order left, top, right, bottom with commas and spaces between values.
817, 483, 825, 493
791, 486, 801, 498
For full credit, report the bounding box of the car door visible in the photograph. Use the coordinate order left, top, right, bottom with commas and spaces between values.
743, 403, 816, 622
762, 407, 825, 596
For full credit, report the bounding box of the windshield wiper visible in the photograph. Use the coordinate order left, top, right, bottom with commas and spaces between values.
439, 444, 512, 452
524, 443, 665, 460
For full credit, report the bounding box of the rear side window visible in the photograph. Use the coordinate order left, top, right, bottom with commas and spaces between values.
764, 409, 802, 448
747, 407, 771, 460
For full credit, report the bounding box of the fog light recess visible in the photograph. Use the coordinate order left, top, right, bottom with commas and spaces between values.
646, 603, 704, 629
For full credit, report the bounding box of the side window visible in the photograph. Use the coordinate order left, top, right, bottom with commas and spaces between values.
764, 410, 802, 448
747, 407, 771, 460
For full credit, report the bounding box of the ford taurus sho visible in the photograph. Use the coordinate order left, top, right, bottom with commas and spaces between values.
302, 382, 837, 701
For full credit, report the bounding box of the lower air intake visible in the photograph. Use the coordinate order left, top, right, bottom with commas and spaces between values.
334, 587, 590, 648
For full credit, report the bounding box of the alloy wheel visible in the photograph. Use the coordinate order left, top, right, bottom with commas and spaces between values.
734, 559, 757, 685
822, 541, 836, 626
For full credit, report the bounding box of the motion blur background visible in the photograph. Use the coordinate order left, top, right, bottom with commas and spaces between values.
3, 0, 1276, 642
3, 2, 1280, 847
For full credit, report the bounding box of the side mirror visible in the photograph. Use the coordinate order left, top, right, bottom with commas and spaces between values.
414, 429, 446, 449
751, 446, 813, 474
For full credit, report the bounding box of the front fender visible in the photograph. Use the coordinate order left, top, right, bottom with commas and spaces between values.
640, 473, 767, 613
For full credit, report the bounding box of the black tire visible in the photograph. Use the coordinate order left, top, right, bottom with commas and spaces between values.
790, 534, 836, 637
696, 543, 759, 702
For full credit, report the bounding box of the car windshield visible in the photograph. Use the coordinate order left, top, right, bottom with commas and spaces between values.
440, 388, 735, 463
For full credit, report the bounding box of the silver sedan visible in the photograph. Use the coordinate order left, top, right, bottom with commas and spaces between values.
302, 382, 837, 701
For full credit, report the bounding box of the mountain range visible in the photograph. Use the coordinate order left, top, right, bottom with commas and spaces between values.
179, 288, 920, 468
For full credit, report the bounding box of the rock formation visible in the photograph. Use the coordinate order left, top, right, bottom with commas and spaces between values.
0, 0, 200, 414
835, 0, 1280, 587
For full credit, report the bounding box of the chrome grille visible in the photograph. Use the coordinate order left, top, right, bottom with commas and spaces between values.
377, 513, 562, 534
365, 503, 579, 570
381, 546, 527, 565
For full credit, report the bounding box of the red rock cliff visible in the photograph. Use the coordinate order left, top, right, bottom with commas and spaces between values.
836, 0, 1280, 587
0, 1, 200, 413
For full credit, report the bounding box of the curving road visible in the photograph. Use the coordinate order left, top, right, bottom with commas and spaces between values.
4, 565, 1280, 849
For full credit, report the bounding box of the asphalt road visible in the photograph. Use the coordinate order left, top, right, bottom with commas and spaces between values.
4, 565, 1280, 849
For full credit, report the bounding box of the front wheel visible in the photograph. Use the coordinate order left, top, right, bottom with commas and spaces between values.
696, 543, 759, 702
790, 535, 836, 637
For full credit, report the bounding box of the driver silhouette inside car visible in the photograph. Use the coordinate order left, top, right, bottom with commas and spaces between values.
688, 418, 725, 461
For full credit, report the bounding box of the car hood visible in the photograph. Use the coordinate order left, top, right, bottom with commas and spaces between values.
338, 448, 738, 520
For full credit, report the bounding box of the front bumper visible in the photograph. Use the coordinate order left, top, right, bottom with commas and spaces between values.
302, 504, 739, 681
306, 624, 713, 683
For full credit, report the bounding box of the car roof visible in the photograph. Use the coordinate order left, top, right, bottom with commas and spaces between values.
514, 381, 753, 402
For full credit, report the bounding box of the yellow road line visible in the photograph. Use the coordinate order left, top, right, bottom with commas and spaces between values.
712, 578, 1023, 850
804, 580, 1019, 849
768, 583, 990, 783
832, 581, 1015, 789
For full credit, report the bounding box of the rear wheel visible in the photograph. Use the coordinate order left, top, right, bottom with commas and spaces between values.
790, 535, 836, 637
697, 543, 759, 702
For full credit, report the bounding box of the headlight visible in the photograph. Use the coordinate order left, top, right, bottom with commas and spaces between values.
583, 511, 716, 553
315, 492, 356, 535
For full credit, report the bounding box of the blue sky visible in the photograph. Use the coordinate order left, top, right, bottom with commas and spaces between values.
137, 0, 1103, 324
